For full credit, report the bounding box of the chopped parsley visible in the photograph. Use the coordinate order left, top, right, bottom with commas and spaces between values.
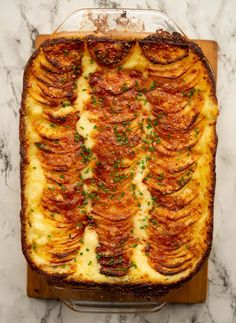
96, 254, 102, 260
113, 159, 121, 169
61, 264, 67, 268
157, 173, 164, 182
194, 127, 199, 137
63, 49, 69, 56
98, 182, 109, 192
153, 119, 158, 126
130, 262, 137, 269
150, 80, 157, 90
35, 142, 47, 150
135, 80, 141, 92
74, 132, 80, 143
188, 88, 196, 98
121, 82, 129, 92
91, 95, 97, 105
185, 244, 190, 250
178, 176, 187, 187
32, 242, 37, 250
150, 218, 159, 226
183, 88, 196, 99
140, 224, 148, 230
108, 258, 115, 265
62, 100, 71, 107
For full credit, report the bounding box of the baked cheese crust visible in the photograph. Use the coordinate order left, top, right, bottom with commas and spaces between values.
20, 31, 218, 297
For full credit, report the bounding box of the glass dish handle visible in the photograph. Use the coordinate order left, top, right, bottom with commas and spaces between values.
61, 298, 167, 314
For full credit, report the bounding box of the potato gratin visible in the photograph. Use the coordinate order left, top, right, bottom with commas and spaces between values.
20, 31, 218, 297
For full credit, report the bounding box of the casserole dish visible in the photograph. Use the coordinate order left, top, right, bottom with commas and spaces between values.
21, 8, 218, 313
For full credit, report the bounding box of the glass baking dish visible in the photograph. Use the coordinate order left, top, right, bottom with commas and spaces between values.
44, 8, 186, 314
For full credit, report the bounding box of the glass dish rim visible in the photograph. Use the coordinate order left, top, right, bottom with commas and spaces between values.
53, 7, 186, 36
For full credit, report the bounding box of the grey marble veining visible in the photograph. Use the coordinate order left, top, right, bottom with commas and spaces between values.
0, 0, 236, 322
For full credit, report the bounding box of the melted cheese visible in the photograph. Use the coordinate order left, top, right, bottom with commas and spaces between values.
76, 112, 95, 149
122, 43, 150, 71
132, 158, 152, 240
75, 227, 101, 279
75, 50, 98, 149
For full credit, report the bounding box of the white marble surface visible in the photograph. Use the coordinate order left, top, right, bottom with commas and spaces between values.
0, 0, 235, 322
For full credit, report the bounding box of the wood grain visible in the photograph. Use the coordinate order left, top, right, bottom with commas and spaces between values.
26, 35, 217, 303
27, 262, 208, 303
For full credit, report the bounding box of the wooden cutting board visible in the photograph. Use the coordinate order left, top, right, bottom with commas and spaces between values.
27, 36, 217, 303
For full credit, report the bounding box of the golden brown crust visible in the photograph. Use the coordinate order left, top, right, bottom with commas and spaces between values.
86, 35, 135, 67
20, 31, 218, 299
